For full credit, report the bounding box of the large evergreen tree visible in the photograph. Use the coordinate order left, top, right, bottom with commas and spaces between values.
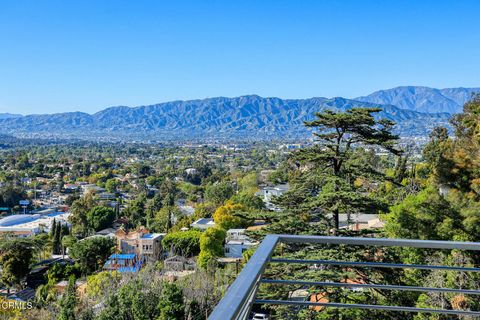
69, 237, 115, 274
58, 275, 77, 320
54, 220, 62, 254
0, 238, 36, 292
279, 107, 401, 232
158, 282, 184, 320
86, 206, 116, 232
69, 192, 95, 237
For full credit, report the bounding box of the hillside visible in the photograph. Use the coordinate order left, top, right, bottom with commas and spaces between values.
356, 86, 480, 114
0, 95, 451, 141
0, 113, 22, 120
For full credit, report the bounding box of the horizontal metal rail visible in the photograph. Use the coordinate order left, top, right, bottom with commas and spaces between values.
208, 234, 279, 320
255, 300, 480, 317
261, 279, 480, 295
209, 235, 480, 320
270, 258, 480, 272
278, 235, 480, 251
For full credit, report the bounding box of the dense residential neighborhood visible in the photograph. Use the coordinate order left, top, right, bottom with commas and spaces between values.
1, 1, 479, 319
0, 141, 293, 318
1, 94, 476, 320
0, 124, 414, 319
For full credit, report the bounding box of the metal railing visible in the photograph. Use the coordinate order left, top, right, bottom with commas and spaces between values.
209, 235, 480, 319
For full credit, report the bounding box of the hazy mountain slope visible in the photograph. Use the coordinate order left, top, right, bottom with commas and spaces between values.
439, 88, 480, 109
0, 113, 22, 120
356, 86, 480, 114
0, 95, 450, 140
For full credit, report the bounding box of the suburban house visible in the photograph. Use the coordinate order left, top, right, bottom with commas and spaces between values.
114, 227, 165, 261
139, 233, 165, 259
55, 279, 87, 296
8, 288, 36, 302
176, 199, 195, 216
256, 184, 289, 211
80, 184, 105, 194
164, 255, 196, 271
95, 227, 117, 238
226, 228, 246, 239
337, 214, 385, 231
103, 253, 144, 273
26, 257, 74, 289
97, 192, 117, 200
63, 184, 80, 193
190, 218, 216, 230
224, 228, 258, 258
185, 168, 197, 175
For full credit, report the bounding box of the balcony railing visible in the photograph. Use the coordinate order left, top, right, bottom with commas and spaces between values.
209, 235, 480, 320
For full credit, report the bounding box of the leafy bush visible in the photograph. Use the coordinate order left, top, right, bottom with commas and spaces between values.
86, 206, 116, 231
198, 227, 226, 269
69, 237, 115, 274
161, 230, 202, 257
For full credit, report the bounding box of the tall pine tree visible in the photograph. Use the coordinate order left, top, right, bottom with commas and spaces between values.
278, 107, 401, 233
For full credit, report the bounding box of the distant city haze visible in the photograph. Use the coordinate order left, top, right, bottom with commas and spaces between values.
1, 1, 479, 114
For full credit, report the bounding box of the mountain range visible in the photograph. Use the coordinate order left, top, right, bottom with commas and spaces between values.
0, 113, 22, 120
0, 86, 478, 141
356, 86, 479, 114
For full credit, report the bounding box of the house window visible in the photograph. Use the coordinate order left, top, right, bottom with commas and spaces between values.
225, 247, 230, 253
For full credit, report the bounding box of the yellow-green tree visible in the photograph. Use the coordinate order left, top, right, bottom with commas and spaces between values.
198, 227, 226, 269
213, 202, 251, 230
87, 271, 121, 302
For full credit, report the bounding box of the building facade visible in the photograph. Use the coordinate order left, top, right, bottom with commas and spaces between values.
224, 228, 258, 258
114, 227, 165, 261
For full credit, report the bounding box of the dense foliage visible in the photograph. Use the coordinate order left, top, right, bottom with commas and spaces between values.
5, 97, 480, 319
69, 237, 115, 274
161, 230, 202, 257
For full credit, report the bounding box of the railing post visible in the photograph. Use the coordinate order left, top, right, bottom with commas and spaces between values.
208, 235, 279, 320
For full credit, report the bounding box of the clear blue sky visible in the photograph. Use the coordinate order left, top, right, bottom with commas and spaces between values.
1, 0, 479, 114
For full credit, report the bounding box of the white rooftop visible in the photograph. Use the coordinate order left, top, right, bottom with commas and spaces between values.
190, 218, 216, 229
0, 212, 70, 234
141, 233, 166, 240
192, 218, 215, 225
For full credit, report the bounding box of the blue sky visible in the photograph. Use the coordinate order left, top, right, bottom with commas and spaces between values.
1, 0, 479, 114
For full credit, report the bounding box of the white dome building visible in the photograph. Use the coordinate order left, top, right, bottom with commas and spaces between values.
0, 212, 70, 238
0, 214, 40, 227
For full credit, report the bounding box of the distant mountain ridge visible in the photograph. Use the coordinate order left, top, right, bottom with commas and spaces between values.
0, 113, 22, 120
356, 86, 480, 114
0, 93, 453, 141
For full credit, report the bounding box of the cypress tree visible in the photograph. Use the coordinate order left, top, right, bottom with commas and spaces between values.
50, 218, 57, 239
59, 224, 69, 256
58, 275, 77, 320
53, 221, 62, 254
50, 218, 58, 254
